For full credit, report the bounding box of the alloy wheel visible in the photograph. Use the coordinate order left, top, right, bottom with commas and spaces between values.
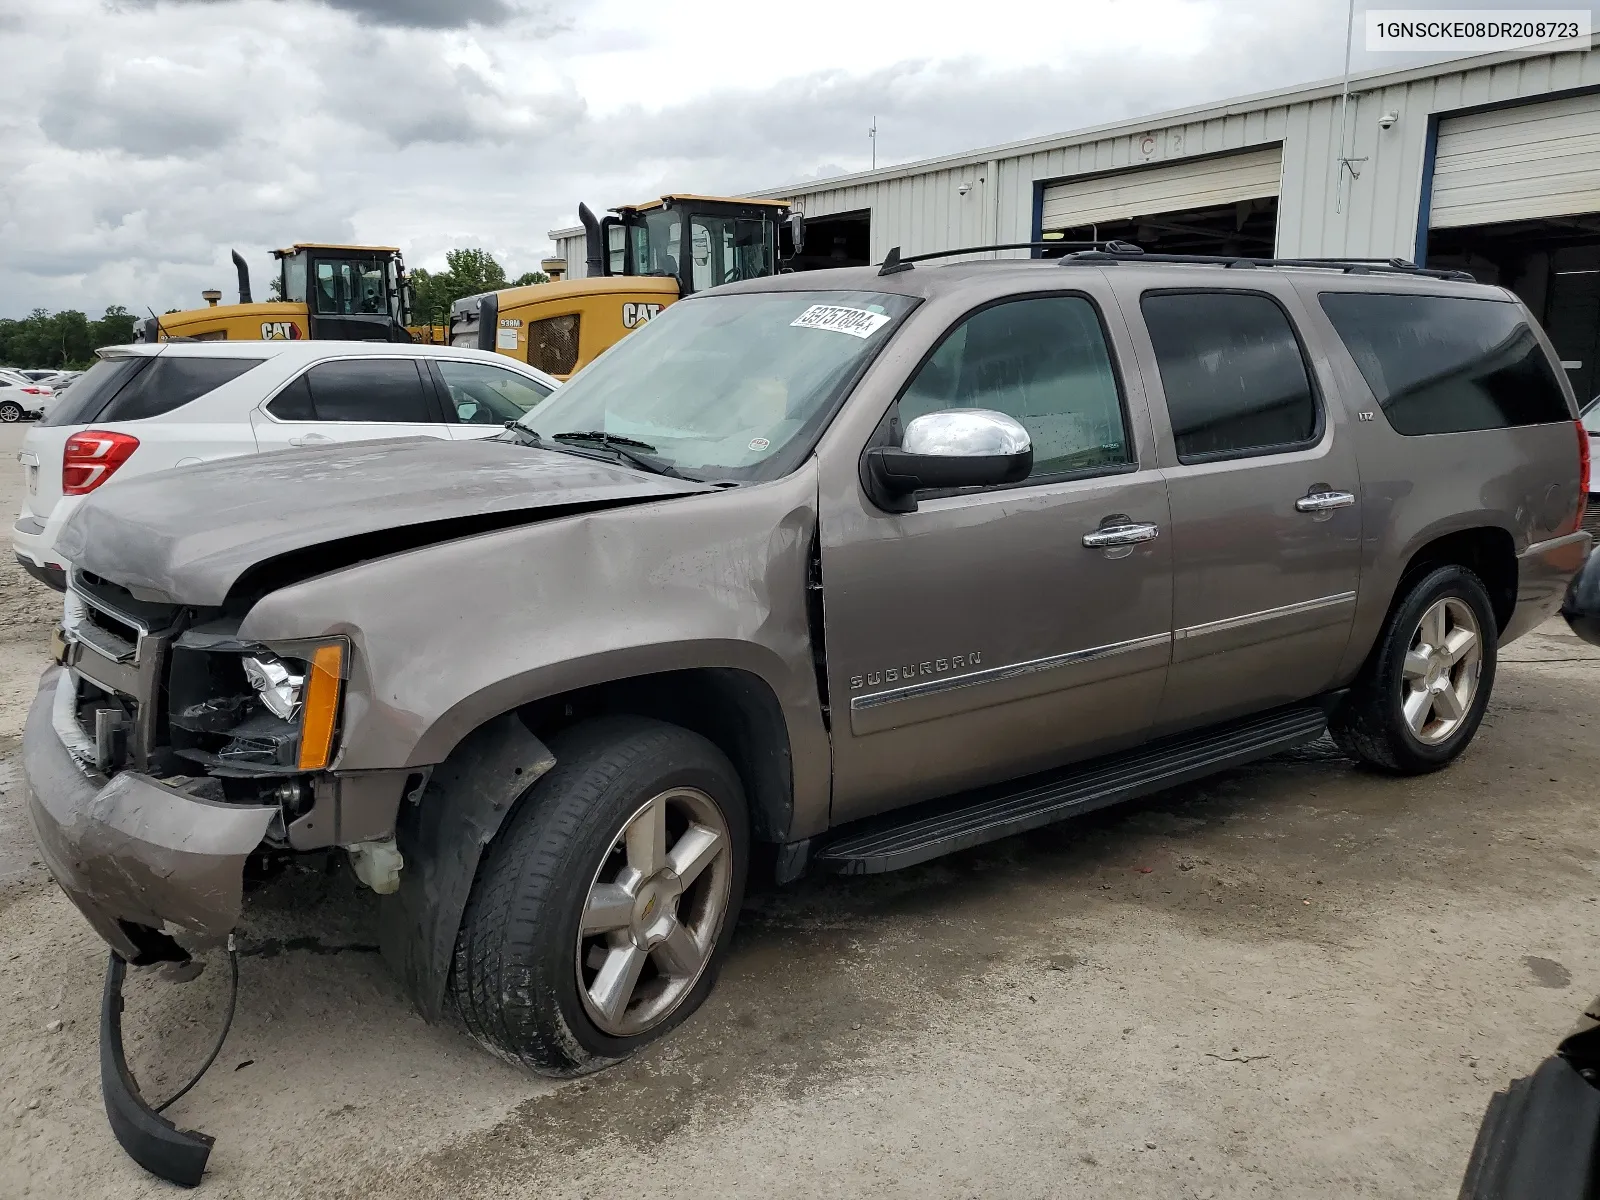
0, 403, 19, 423
1401, 596, 1482, 745
575, 787, 732, 1037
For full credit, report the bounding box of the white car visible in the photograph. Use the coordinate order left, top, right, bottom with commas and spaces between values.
0, 374, 54, 423
12, 340, 560, 589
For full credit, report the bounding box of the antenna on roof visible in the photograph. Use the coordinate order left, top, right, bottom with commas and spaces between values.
869, 116, 877, 170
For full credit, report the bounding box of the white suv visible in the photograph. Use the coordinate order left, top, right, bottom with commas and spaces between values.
12, 340, 560, 589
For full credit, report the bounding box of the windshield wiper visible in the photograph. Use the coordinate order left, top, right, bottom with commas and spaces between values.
549, 431, 689, 480
552, 431, 659, 452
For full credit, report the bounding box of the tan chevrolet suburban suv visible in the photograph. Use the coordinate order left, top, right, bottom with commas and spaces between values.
22, 245, 1591, 1182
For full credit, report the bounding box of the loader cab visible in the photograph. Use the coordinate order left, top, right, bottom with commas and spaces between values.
588, 196, 798, 297
274, 244, 413, 341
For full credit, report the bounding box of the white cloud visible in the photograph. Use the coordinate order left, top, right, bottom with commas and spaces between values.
0, 0, 1540, 319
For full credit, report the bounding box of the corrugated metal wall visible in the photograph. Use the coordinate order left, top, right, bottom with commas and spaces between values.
769, 43, 1600, 265
550, 43, 1600, 274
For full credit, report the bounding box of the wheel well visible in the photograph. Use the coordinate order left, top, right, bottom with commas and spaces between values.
515, 668, 794, 843
1399, 527, 1517, 632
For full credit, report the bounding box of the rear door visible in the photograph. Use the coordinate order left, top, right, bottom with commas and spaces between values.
1117, 280, 1363, 732
251, 357, 452, 450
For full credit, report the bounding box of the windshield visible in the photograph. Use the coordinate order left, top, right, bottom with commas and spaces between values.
282, 253, 309, 304
688, 214, 774, 291
631, 210, 681, 277
312, 258, 389, 315
514, 289, 917, 482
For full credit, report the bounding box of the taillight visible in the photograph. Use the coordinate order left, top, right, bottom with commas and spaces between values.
62, 431, 139, 495
21, 387, 44, 395
1575, 419, 1591, 534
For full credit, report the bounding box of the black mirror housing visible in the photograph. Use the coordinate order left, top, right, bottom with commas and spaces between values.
864, 444, 1032, 512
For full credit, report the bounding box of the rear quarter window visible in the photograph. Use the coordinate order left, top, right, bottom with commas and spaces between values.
41, 355, 264, 426
1318, 292, 1569, 435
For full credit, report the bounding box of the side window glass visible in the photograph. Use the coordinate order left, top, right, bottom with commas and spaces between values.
1141, 292, 1318, 461
100, 357, 264, 422
304, 359, 432, 423
266, 374, 316, 420
1318, 292, 1569, 434
898, 295, 1130, 479
435, 360, 552, 424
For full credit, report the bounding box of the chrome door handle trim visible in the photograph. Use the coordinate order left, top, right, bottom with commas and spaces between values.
1082, 522, 1160, 548
1295, 490, 1356, 513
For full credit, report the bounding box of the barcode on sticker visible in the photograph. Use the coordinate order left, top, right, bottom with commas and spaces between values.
790, 305, 891, 339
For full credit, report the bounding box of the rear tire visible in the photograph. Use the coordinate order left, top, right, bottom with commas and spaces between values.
1330, 565, 1498, 774
450, 716, 749, 1075
0, 401, 21, 423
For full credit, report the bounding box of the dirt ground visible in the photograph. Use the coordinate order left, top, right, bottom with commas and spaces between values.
1, 419, 1597, 1198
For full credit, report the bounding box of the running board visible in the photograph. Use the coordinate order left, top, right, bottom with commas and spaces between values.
815, 702, 1330, 875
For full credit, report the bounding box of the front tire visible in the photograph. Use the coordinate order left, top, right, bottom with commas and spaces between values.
450, 716, 749, 1075
0, 401, 22, 423
1330, 565, 1498, 774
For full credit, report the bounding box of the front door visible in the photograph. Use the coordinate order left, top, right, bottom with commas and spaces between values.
820, 290, 1175, 823
251, 357, 453, 451
1120, 282, 1364, 732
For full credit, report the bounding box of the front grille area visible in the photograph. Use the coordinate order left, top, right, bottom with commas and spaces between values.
61, 575, 183, 775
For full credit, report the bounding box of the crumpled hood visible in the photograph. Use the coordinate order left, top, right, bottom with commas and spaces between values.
59, 436, 714, 605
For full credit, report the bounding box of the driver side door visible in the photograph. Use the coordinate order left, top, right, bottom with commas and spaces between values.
818, 289, 1175, 823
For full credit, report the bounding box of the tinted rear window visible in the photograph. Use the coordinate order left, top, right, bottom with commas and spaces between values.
1141, 291, 1318, 461
40, 357, 149, 427
1318, 292, 1569, 435
41, 354, 263, 427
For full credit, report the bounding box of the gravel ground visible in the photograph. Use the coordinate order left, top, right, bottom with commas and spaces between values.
1, 420, 1596, 1198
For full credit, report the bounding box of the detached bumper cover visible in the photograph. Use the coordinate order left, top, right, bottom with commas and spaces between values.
22, 666, 276, 960
101, 953, 214, 1187
1460, 1055, 1600, 1199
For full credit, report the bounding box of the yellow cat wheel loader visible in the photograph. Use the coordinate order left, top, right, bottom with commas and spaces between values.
134, 245, 417, 344
450, 195, 804, 379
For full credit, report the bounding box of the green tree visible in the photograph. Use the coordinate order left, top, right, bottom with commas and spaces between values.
0, 304, 143, 368
406, 248, 551, 328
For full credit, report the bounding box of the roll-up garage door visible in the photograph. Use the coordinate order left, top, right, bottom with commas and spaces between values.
1431, 92, 1600, 228
1041, 146, 1283, 230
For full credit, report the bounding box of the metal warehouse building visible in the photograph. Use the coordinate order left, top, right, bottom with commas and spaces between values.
554, 36, 1600, 399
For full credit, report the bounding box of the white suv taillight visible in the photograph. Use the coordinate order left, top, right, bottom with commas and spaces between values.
62, 430, 139, 495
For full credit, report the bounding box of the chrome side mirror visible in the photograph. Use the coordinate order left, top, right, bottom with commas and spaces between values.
864, 409, 1033, 513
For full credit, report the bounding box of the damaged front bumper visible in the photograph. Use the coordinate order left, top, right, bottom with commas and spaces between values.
23, 666, 276, 962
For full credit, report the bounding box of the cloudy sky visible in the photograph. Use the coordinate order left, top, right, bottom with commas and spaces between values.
0, 0, 1550, 318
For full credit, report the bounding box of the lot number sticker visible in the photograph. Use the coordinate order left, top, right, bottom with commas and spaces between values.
790, 305, 891, 339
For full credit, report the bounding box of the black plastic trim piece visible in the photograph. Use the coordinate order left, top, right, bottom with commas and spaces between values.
15, 554, 65, 591
815, 702, 1329, 874
101, 953, 215, 1188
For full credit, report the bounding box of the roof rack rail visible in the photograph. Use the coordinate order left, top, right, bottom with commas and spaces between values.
877, 242, 1473, 282
1058, 248, 1475, 281
878, 241, 1127, 275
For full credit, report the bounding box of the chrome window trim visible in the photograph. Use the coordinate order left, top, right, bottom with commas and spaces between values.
1176, 591, 1357, 641
850, 631, 1172, 713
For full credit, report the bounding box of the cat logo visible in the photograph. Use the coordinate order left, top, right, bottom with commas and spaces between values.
622, 302, 663, 329
260, 321, 301, 340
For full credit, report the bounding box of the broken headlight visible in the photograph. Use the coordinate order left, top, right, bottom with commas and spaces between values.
242, 655, 304, 721
240, 643, 346, 770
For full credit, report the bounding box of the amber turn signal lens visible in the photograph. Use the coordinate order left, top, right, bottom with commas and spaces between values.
297, 643, 344, 770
